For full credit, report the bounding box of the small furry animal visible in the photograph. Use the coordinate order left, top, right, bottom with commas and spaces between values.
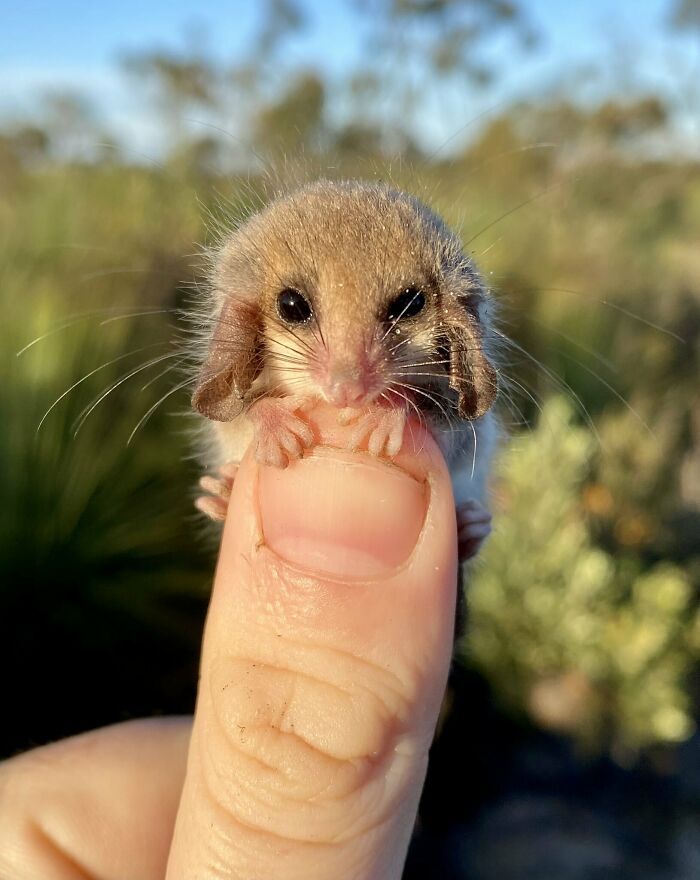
192, 179, 499, 562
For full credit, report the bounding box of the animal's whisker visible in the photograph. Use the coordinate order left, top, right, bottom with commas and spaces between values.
266, 364, 307, 376
37, 342, 169, 432
265, 350, 307, 368
127, 377, 193, 446
393, 358, 451, 369
382, 388, 423, 456
16, 307, 177, 356
499, 372, 544, 419
496, 329, 602, 446
80, 267, 160, 282
140, 359, 187, 393
266, 352, 307, 366
469, 421, 477, 479
98, 308, 176, 327
72, 350, 183, 437
496, 386, 531, 428
557, 350, 655, 439
464, 180, 565, 248
392, 378, 456, 405
380, 288, 425, 343
523, 286, 685, 342
385, 385, 424, 430
521, 314, 618, 374
264, 335, 310, 360
392, 379, 457, 430
393, 370, 453, 381
258, 307, 319, 359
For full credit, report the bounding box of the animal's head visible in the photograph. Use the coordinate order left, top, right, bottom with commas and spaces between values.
192, 180, 498, 423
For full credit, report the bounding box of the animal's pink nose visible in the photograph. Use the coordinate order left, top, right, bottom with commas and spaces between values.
326, 370, 367, 407
327, 381, 365, 407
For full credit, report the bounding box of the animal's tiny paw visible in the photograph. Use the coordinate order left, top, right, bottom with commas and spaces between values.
348, 407, 407, 459
457, 499, 492, 561
195, 461, 238, 522
248, 397, 315, 468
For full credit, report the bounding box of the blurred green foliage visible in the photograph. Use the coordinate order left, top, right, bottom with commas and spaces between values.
466, 398, 696, 754
0, 167, 215, 753
1, 0, 699, 766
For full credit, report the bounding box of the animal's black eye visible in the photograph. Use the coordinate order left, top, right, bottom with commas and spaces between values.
386, 288, 425, 323
277, 288, 312, 324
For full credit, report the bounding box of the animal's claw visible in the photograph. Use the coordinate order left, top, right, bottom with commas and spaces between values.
248, 397, 315, 468
195, 462, 239, 522
348, 407, 407, 459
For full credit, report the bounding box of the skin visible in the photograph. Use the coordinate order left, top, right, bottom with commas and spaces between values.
0, 406, 461, 879
192, 180, 500, 559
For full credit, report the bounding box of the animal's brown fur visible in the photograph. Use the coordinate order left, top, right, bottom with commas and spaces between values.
192, 179, 501, 539
193, 179, 498, 427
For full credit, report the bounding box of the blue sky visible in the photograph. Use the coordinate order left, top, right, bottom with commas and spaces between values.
1, 0, 696, 155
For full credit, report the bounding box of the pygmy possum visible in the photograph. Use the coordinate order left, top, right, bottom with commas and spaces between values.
192, 179, 499, 563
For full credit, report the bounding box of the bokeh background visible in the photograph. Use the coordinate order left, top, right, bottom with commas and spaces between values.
2, 0, 699, 876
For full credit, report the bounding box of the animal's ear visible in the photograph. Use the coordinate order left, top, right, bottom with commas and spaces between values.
444, 294, 498, 420
192, 296, 263, 422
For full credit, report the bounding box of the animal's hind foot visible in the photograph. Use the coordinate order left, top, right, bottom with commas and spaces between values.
195, 462, 238, 522
457, 499, 492, 561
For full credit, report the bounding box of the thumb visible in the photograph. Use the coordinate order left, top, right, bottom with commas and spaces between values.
166, 407, 458, 880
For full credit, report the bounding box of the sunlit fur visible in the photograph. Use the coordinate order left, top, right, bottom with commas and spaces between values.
193, 179, 502, 509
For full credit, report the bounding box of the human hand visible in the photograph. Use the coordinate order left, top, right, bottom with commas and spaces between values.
0, 406, 459, 879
